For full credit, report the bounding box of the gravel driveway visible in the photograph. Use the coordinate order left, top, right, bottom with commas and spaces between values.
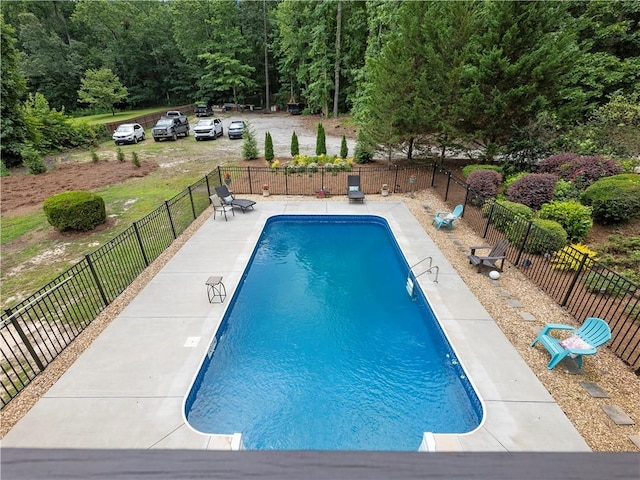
221, 112, 348, 158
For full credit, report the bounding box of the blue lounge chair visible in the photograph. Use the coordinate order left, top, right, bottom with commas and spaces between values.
530, 317, 611, 370
432, 204, 463, 230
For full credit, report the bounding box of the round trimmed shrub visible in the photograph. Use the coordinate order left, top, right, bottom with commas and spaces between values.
503, 172, 528, 191
461, 164, 502, 178
483, 199, 533, 233
538, 200, 593, 243
559, 155, 623, 189
467, 169, 502, 206
506, 173, 558, 210
505, 218, 567, 254
43, 190, 106, 232
537, 153, 579, 175
580, 173, 640, 225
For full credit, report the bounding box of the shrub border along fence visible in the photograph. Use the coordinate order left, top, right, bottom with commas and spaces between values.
2, 164, 638, 408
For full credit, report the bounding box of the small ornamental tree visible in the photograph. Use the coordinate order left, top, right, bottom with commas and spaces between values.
340, 135, 348, 158
265, 131, 274, 162
316, 123, 326, 155
242, 121, 258, 160
77, 68, 128, 115
290, 131, 299, 156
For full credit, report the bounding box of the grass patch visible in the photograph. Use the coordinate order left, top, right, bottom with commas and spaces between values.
1, 212, 48, 245
71, 107, 167, 126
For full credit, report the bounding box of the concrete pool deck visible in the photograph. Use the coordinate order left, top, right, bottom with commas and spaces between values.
2, 201, 590, 452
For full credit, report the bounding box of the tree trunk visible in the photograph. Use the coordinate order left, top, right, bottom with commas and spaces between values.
333, 0, 342, 118
407, 137, 414, 160
263, 0, 270, 111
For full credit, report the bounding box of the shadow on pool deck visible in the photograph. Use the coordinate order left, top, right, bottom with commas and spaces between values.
2, 201, 590, 452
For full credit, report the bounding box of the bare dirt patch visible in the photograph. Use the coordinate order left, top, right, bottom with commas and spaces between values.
1, 160, 158, 217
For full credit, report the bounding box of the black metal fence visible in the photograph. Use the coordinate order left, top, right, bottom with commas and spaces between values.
1, 172, 214, 407
215, 164, 436, 196
2, 163, 638, 408
431, 167, 640, 372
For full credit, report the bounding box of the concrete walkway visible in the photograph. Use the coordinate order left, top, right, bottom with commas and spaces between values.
2, 201, 590, 451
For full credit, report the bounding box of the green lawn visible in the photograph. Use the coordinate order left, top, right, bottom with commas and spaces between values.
71, 108, 168, 125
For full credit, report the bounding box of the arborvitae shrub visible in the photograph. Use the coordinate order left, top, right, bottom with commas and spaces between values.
90, 149, 99, 163
43, 190, 106, 232
461, 164, 502, 178
131, 151, 140, 168
506, 173, 558, 210
580, 173, 640, 224
117, 147, 125, 162
506, 218, 567, 254
316, 123, 326, 155
290, 131, 299, 156
467, 169, 502, 206
0, 161, 8, 177
265, 132, 274, 162
340, 134, 348, 159
538, 200, 593, 243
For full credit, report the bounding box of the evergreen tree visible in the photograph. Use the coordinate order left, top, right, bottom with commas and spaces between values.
291, 131, 299, 156
340, 134, 348, 158
1, 18, 28, 168
457, 1, 578, 153
316, 123, 327, 155
77, 68, 128, 115
242, 121, 259, 160
265, 131, 274, 162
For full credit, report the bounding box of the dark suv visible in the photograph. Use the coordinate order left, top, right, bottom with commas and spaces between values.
195, 104, 213, 117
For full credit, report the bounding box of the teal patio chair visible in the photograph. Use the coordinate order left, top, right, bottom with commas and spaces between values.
530, 317, 611, 370
432, 204, 463, 230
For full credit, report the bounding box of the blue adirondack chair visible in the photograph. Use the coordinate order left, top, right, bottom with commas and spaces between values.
432, 204, 463, 230
530, 317, 611, 370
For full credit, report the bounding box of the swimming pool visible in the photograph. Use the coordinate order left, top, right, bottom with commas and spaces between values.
185, 215, 482, 450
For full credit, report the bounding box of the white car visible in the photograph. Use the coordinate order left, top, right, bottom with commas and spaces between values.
193, 118, 224, 141
112, 123, 145, 145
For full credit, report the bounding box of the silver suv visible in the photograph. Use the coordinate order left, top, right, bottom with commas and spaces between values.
228, 120, 244, 139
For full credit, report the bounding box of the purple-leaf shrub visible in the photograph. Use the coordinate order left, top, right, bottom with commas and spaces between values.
506, 173, 558, 210
467, 169, 503, 205
537, 153, 580, 175
559, 156, 623, 189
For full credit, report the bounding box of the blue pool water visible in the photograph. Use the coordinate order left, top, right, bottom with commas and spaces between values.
185, 215, 482, 450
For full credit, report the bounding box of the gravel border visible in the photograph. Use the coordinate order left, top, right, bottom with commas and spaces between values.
2, 191, 639, 451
